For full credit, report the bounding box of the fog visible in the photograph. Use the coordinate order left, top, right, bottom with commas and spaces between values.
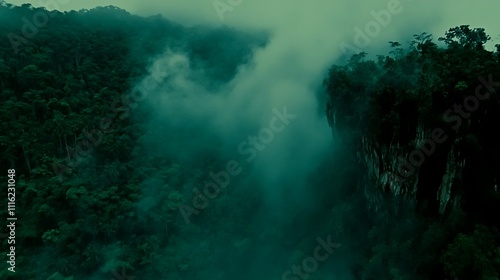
6, 0, 499, 278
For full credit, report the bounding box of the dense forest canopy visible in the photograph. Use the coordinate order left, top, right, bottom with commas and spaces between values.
0, 2, 499, 280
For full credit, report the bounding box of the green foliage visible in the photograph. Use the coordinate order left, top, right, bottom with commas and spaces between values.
324, 26, 500, 280
441, 225, 500, 279
439, 25, 491, 49
1, 2, 499, 279
0, 3, 266, 279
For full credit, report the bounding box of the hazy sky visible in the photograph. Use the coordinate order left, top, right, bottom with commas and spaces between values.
5, 0, 500, 50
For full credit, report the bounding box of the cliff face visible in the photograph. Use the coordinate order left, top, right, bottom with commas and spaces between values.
327, 106, 467, 217
323, 30, 500, 219
321, 28, 500, 280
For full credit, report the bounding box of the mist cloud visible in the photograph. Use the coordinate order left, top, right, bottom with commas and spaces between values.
7, 0, 499, 278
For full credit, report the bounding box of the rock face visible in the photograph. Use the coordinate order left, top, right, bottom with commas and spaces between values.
327, 107, 466, 217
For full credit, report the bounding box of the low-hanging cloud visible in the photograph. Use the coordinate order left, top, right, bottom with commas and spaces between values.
129, 0, 500, 235
9, 0, 499, 278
